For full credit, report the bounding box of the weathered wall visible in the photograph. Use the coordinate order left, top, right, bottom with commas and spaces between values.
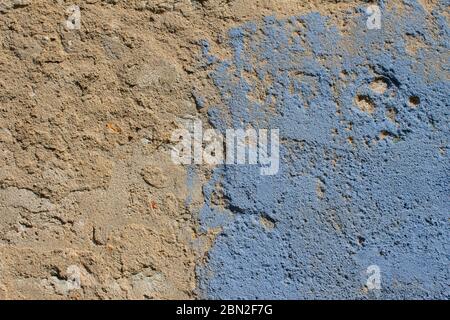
0, 0, 208, 299
0, 0, 448, 299
197, 1, 449, 299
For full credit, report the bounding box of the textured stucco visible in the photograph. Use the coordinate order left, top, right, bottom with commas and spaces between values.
197, 1, 449, 299
0, 0, 448, 300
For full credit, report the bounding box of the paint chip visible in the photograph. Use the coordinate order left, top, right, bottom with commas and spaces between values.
355, 95, 375, 114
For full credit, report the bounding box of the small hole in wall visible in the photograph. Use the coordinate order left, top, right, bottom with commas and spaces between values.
408, 96, 420, 108
260, 214, 276, 230
355, 95, 375, 114
369, 77, 388, 94
357, 236, 366, 246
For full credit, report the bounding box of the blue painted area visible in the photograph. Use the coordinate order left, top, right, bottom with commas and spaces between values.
197, 1, 449, 299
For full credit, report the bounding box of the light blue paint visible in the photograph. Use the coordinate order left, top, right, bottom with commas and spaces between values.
197, 0, 449, 299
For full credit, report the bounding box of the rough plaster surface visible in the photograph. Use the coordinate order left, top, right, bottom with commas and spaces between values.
0, 0, 448, 299
198, 1, 449, 299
